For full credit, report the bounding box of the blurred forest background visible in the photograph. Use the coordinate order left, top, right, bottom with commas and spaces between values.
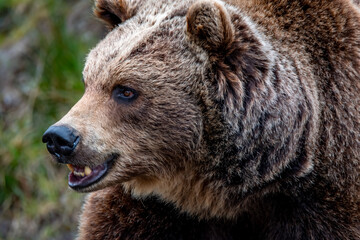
0, 0, 104, 239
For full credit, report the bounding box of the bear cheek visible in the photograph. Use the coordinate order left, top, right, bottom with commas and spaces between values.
109, 103, 200, 181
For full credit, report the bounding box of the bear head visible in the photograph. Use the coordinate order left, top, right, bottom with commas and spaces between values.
43, 0, 317, 219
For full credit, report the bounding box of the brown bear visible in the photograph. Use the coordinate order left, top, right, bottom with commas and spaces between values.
42, 0, 360, 239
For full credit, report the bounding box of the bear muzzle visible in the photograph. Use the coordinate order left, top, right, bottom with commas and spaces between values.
42, 125, 118, 190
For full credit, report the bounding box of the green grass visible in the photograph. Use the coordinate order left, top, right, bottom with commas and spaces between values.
0, 0, 101, 239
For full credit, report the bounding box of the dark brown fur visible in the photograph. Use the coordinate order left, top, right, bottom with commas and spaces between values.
44, 0, 360, 239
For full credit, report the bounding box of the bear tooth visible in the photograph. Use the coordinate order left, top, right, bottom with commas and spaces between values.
84, 166, 92, 176
67, 164, 74, 172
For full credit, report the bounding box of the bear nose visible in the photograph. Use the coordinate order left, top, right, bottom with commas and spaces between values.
42, 125, 80, 158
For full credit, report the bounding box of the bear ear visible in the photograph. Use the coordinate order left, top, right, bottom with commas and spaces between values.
94, 0, 129, 30
186, 0, 234, 52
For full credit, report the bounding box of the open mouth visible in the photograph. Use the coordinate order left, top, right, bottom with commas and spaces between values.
66, 155, 116, 190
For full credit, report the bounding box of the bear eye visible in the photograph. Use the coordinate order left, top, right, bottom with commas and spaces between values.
112, 86, 138, 103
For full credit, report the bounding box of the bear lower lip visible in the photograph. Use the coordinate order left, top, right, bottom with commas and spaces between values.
68, 163, 108, 189
67, 154, 117, 190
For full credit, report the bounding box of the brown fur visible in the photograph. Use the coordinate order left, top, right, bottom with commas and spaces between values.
45, 0, 360, 239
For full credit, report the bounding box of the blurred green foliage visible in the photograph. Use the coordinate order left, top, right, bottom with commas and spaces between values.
0, 0, 102, 239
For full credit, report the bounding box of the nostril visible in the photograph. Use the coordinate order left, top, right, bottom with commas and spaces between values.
42, 125, 80, 157
59, 136, 80, 155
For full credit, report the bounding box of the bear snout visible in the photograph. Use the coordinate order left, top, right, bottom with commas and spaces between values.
42, 125, 80, 160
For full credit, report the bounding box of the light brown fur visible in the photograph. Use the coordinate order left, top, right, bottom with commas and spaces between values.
44, 0, 360, 239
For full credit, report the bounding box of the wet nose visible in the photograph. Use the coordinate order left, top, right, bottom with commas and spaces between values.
42, 125, 80, 158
